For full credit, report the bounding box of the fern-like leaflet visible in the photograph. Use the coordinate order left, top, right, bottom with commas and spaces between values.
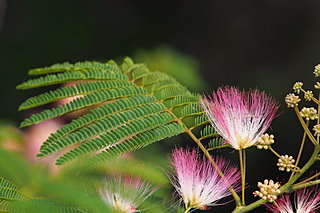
18, 58, 223, 165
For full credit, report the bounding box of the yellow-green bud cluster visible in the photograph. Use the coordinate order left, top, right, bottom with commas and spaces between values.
277, 155, 295, 172
293, 82, 303, 94
304, 90, 313, 101
285, 93, 301, 108
315, 82, 320, 89
253, 179, 281, 202
314, 64, 320, 77
313, 124, 320, 136
300, 107, 318, 120
256, 133, 274, 150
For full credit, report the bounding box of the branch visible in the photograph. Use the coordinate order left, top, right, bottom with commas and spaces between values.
294, 106, 318, 145
290, 179, 320, 191
232, 145, 320, 213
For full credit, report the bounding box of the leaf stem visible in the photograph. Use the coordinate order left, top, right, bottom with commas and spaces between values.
290, 179, 320, 191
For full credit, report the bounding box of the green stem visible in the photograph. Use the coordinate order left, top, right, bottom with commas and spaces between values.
239, 149, 246, 206
243, 149, 246, 205
290, 179, 320, 191
268, 146, 281, 158
290, 120, 309, 180
294, 106, 318, 145
293, 172, 320, 186
232, 146, 320, 213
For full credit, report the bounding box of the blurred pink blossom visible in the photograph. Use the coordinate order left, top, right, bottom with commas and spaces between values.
99, 176, 157, 212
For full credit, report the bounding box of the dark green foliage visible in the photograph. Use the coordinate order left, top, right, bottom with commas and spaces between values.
0, 178, 23, 201
208, 137, 228, 150
20, 87, 147, 127
194, 114, 210, 128
19, 81, 134, 111
0, 199, 10, 212
17, 70, 127, 90
18, 57, 214, 165
89, 122, 185, 165
28, 61, 120, 76
0, 148, 170, 213
200, 125, 219, 140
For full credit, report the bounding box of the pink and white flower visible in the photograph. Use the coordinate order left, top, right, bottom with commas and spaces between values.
169, 148, 241, 210
266, 188, 320, 213
99, 176, 157, 213
200, 87, 278, 150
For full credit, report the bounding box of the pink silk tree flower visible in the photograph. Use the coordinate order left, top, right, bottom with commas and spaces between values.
99, 176, 157, 213
266, 188, 320, 213
200, 87, 279, 150
169, 148, 241, 210
266, 194, 294, 213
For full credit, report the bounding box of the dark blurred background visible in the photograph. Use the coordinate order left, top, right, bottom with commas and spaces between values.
1, 1, 320, 212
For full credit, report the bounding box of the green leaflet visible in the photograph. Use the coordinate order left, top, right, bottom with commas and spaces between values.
0, 178, 23, 201
38, 103, 168, 158
17, 70, 127, 89
180, 103, 204, 119
90, 122, 185, 164
18, 57, 216, 165
0, 199, 10, 212
0, 147, 169, 213
19, 80, 134, 111
10, 199, 88, 213
56, 112, 176, 165
167, 94, 200, 109
208, 137, 228, 150
193, 114, 210, 128
20, 87, 146, 127
28, 61, 120, 75
200, 125, 219, 140
39, 96, 156, 151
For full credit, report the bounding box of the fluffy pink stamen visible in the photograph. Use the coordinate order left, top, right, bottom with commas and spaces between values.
266, 194, 293, 213
295, 187, 320, 213
99, 176, 156, 213
169, 148, 241, 209
200, 87, 279, 149
266, 187, 320, 213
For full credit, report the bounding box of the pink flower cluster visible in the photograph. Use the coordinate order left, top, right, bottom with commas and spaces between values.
266, 188, 320, 213
169, 148, 241, 210
201, 87, 278, 149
